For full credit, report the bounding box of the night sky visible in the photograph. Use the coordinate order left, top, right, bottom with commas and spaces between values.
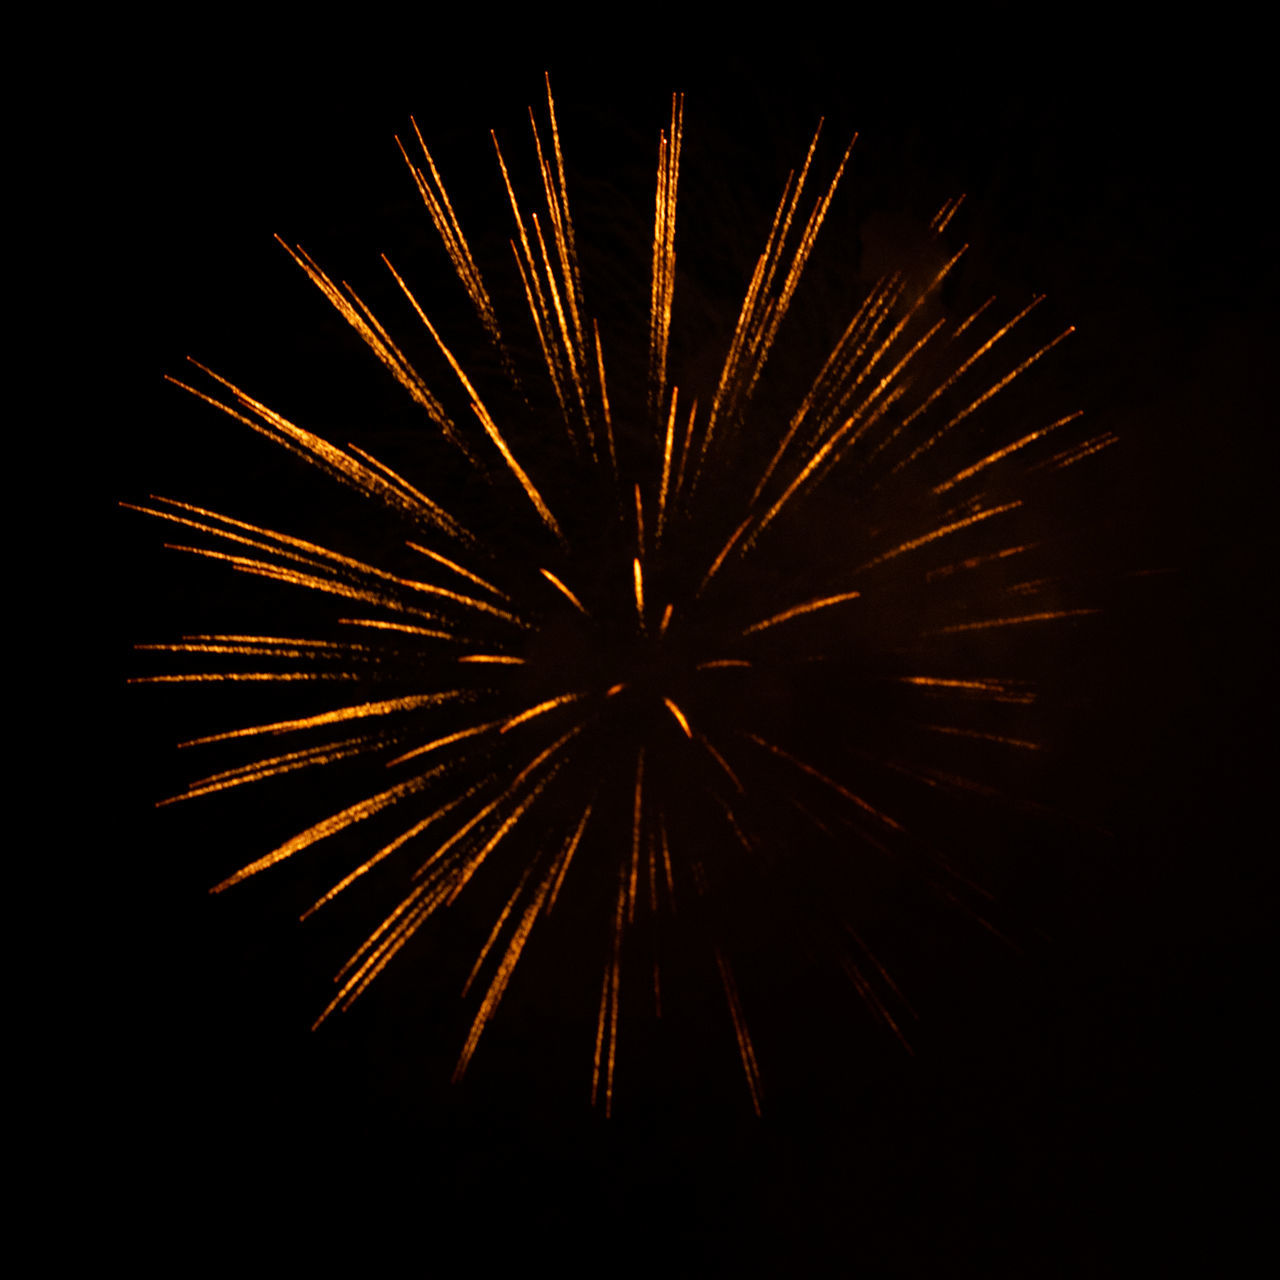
115, 20, 1269, 1271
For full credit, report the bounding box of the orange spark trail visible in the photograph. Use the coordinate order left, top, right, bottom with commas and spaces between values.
592, 871, 625, 1116
1040, 432, 1120, 471
382, 256, 565, 544
172, 359, 474, 535
272, 238, 463, 450
337, 618, 458, 642
524, 81, 593, 443
540, 568, 590, 615
407, 542, 512, 602
734, 133, 857, 420
312, 879, 459, 1027
700, 735, 744, 793
387, 718, 509, 767
538, 76, 588, 352
634, 484, 646, 557
657, 387, 678, 544
344, 445, 459, 522
592, 319, 619, 480
923, 725, 1042, 750
933, 412, 1083, 494
131, 495, 523, 625
211, 763, 451, 893
301, 779, 488, 920
159, 735, 382, 806
933, 608, 1100, 635
859, 502, 1022, 573
924, 543, 1035, 582
743, 248, 963, 547
500, 691, 588, 732
670, 394, 699, 510
663, 698, 692, 738
153, 545, 412, 618
899, 294, 1045, 432
547, 805, 593, 913
743, 590, 861, 635
628, 750, 645, 922
704, 124, 855, 448
400, 120, 503, 350
891, 326, 1077, 478
716, 949, 763, 1116
155, 634, 350, 648
121, 502, 379, 591
507, 208, 570, 420
137, 639, 375, 660
131, 672, 359, 684
397, 722, 584, 901
698, 514, 753, 596
659, 819, 676, 909
454, 850, 561, 1080
748, 277, 894, 506
530, 208, 591, 441
647, 834, 659, 915
178, 692, 469, 748
895, 676, 1035, 704
931, 192, 965, 233
461, 845, 545, 1000
321, 767, 565, 1025
649, 93, 683, 413
747, 734, 903, 832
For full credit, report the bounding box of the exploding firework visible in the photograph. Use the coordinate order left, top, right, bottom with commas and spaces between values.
131, 77, 1110, 1115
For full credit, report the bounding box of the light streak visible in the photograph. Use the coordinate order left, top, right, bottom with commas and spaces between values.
388, 718, 509, 767
933, 608, 1100, 635
500, 691, 588, 732
933, 412, 1083, 494
382, 255, 566, 544
211, 765, 450, 893
407, 543, 512, 602
922, 724, 1042, 750
858, 502, 1022, 573
742, 590, 861, 636
158, 735, 383, 806
663, 698, 692, 737
649, 94, 683, 413
178, 692, 470, 748
540, 568, 590, 615
400, 119, 503, 350
716, 949, 762, 1117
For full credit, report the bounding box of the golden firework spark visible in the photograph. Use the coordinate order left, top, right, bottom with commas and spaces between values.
134, 77, 1108, 1115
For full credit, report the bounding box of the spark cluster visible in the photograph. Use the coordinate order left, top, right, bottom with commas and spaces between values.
134, 78, 1109, 1114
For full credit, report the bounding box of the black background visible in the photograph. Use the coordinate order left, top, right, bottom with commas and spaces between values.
111, 15, 1269, 1271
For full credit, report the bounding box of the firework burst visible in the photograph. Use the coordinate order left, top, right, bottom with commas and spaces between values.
132, 77, 1109, 1115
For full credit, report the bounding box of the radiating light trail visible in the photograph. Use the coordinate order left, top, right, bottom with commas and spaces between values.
663, 697, 692, 737
933, 608, 1100, 635
742, 590, 861, 636
540, 568, 590, 615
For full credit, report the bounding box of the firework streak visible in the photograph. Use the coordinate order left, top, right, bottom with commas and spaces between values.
134, 77, 1106, 1115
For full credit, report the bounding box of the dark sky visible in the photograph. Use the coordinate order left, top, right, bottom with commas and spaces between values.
117, 20, 1269, 1271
